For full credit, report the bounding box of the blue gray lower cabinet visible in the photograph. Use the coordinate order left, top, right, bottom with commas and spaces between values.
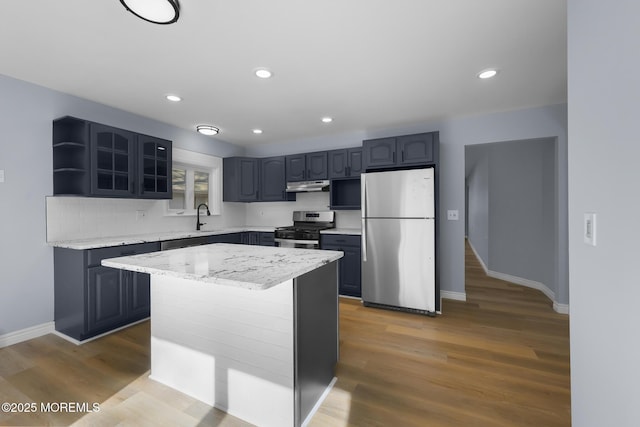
320, 234, 362, 298
54, 233, 276, 341
208, 231, 274, 246
54, 242, 160, 341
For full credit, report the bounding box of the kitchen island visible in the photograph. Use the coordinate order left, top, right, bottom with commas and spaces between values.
102, 243, 343, 427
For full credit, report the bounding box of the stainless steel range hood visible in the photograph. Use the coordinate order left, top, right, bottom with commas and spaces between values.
286, 180, 330, 193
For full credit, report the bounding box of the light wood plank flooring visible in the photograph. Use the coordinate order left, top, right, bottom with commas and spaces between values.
0, 243, 570, 426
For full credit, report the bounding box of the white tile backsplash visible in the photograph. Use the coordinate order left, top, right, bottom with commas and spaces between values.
46, 197, 246, 242
46, 192, 360, 242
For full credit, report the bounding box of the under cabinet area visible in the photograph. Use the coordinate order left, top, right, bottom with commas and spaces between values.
321, 234, 362, 297
53, 116, 172, 199
54, 242, 160, 341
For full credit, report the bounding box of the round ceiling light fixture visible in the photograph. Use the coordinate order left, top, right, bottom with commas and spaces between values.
321, 117, 333, 123
165, 94, 182, 102
119, 0, 180, 25
253, 129, 263, 134
478, 69, 498, 79
196, 125, 219, 136
255, 68, 273, 79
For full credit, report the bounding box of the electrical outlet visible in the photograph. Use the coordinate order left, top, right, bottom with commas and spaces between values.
447, 210, 459, 221
584, 213, 596, 246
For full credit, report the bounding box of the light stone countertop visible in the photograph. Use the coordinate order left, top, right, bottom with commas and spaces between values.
48, 226, 279, 250
101, 243, 343, 290
321, 227, 361, 236
48, 225, 361, 249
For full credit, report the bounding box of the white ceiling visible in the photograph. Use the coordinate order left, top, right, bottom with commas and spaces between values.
0, 0, 566, 147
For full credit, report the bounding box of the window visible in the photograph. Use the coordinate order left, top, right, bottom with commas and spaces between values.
166, 148, 222, 216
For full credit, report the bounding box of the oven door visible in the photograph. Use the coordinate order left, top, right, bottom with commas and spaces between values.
274, 238, 319, 249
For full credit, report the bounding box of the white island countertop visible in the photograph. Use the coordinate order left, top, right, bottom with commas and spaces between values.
102, 243, 343, 290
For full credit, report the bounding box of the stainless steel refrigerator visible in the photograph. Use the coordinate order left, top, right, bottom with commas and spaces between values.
361, 167, 437, 314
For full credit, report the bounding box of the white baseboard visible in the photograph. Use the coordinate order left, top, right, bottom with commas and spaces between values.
466, 240, 568, 315
53, 317, 150, 345
553, 302, 570, 315
487, 270, 555, 301
441, 291, 467, 301
0, 321, 55, 348
486, 270, 568, 315
467, 240, 489, 274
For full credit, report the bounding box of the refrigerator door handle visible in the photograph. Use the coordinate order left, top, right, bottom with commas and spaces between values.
361, 219, 367, 262
361, 173, 367, 262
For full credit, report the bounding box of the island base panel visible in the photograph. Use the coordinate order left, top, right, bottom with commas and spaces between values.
294, 261, 339, 426
150, 275, 295, 427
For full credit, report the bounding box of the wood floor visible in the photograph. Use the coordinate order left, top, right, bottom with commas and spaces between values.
0, 243, 570, 426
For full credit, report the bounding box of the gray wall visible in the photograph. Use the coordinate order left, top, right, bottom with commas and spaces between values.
0, 71, 568, 336
467, 139, 557, 295
568, 1, 640, 425
0, 74, 242, 336
248, 104, 568, 304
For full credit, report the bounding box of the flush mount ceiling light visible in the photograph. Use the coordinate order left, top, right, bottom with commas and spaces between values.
165, 94, 181, 102
255, 68, 273, 79
119, 0, 180, 25
321, 117, 333, 123
478, 69, 498, 79
253, 129, 263, 134
196, 125, 219, 136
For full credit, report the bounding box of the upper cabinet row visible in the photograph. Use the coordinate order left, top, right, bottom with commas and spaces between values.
363, 132, 437, 170
223, 132, 437, 205
223, 148, 364, 203
53, 116, 172, 199
223, 156, 296, 202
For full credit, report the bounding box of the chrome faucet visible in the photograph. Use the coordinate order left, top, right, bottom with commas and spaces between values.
196, 203, 211, 231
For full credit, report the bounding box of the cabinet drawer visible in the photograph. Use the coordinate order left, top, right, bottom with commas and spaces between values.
321, 234, 360, 247
87, 242, 160, 267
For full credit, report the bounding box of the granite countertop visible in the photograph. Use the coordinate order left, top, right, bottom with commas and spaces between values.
321, 228, 361, 236
48, 226, 278, 250
102, 243, 343, 290
48, 225, 361, 249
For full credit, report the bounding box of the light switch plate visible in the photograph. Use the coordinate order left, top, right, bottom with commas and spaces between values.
0, 169, 4, 183
447, 210, 459, 221
584, 212, 596, 246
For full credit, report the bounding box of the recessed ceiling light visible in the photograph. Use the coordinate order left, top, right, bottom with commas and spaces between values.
196, 125, 219, 136
165, 94, 181, 102
255, 68, 273, 79
119, 0, 180, 25
322, 117, 333, 123
253, 129, 263, 134
478, 69, 498, 79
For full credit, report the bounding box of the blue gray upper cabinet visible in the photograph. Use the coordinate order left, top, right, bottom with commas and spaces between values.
260, 156, 292, 201
286, 152, 328, 181
138, 134, 172, 199
285, 154, 307, 181
223, 157, 259, 202
90, 123, 136, 197
363, 132, 438, 170
397, 133, 434, 165
328, 148, 363, 178
52, 116, 173, 199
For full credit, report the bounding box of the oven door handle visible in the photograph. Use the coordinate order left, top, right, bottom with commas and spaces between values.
274, 238, 320, 245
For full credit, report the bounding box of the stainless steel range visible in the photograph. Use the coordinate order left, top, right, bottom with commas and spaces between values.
275, 211, 335, 249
